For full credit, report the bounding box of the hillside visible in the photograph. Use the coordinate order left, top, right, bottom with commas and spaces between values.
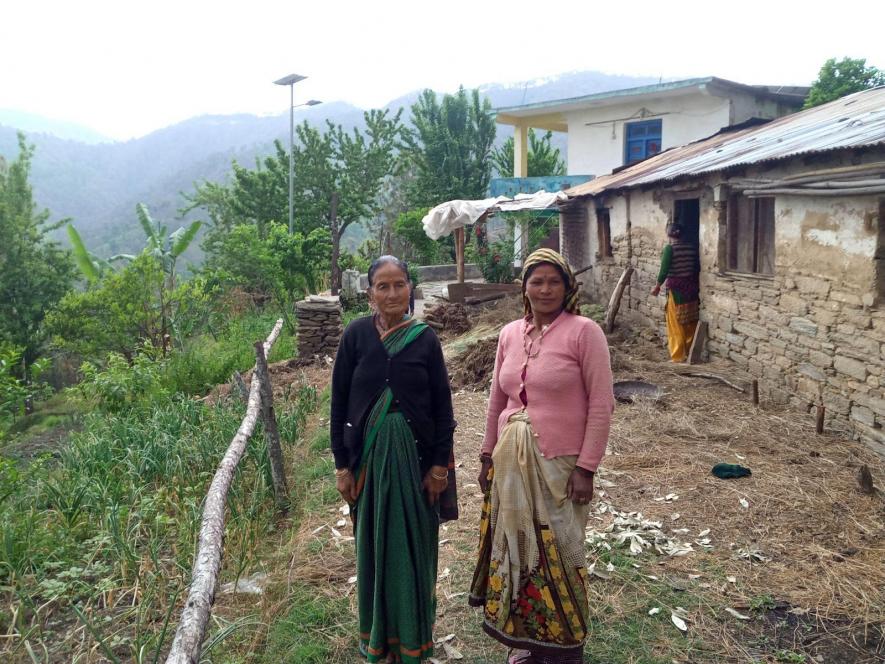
0, 70, 661, 258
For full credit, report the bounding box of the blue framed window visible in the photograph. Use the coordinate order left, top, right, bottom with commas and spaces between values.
624, 119, 662, 164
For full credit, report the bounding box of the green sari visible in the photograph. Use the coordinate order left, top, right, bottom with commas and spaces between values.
354, 319, 438, 663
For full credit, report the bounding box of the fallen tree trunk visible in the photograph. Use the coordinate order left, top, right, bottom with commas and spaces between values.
165, 318, 284, 664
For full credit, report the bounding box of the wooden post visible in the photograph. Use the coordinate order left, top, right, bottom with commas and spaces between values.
816, 404, 825, 434
751, 380, 759, 406
454, 226, 466, 283
254, 341, 289, 512
165, 319, 284, 664
688, 321, 708, 365
604, 266, 634, 333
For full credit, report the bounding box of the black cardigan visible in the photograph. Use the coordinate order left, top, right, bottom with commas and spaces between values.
330, 316, 455, 474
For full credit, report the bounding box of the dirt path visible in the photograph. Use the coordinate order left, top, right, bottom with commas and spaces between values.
433, 334, 885, 663
255, 328, 884, 663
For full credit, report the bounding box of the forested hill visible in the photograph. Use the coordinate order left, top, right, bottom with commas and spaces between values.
0, 70, 659, 258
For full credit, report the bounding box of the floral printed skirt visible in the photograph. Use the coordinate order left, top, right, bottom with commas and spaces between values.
469, 411, 591, 658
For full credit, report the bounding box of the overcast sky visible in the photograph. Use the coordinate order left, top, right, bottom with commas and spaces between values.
3, 0, 883, 141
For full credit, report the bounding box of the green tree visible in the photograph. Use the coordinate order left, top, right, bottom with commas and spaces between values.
0, 134, 75, 374
404, 87, 497, 207
189, 110, 402, 294
206, 222, 331, 331
133, 203, 202, 289
293, 110, 403, 293
804, 57, 885, 108
46, 253, 167, 360
391, 208, 445, 266
491, 128, 567, 178
66, 224, 128, 284
182, 179, 241, 257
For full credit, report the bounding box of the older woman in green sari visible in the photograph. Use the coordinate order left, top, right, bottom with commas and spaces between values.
331, 256, 457, 663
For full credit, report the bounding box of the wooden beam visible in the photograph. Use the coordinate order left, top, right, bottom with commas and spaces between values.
687, 321, 708, 365
165, 319, 284, 664
604, 266, 634, 333
254, 341, 289, 512
454, 227, 466, 283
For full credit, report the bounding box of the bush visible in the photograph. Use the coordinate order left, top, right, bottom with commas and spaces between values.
164, 312, 296, 395
1, 344, 52, 437
469, 237, 516, 283
77, 342, 170, 413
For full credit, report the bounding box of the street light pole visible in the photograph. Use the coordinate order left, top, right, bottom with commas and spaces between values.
288, 82, 294, 235
273, 73, 309, 234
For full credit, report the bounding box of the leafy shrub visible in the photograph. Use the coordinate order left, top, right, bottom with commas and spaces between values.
1, 344, 52, 436
469, 237, 516, 283
391, 208, 447, 266
77, 343, 170, 413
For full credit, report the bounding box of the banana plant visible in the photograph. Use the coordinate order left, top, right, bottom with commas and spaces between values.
135, 203, 202, 288
66, 224, 131, 284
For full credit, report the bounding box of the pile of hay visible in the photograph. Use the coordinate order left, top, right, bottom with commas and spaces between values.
449, 335, 500, 390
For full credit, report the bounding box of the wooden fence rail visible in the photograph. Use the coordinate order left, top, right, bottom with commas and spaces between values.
165, 318, 284, 664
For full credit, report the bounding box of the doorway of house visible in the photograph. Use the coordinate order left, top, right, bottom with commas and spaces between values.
674, 198, 700, 247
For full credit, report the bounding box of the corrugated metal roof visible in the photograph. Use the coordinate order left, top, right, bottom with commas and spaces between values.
566, 87, 885, 198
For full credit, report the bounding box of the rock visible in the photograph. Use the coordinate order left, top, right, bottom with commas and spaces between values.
834, 356, 868, 382
789, 317, 818, 337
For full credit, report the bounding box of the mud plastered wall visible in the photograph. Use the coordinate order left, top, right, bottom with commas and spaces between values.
578, 151, 885, 454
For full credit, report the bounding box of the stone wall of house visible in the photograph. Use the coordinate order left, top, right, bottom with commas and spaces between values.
577, 150, 885, 455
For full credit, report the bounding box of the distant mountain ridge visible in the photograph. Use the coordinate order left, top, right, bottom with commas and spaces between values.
0, 70, 663, 258
0, 109, 112, 144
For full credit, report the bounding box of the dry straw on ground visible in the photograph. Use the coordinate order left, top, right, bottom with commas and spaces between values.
213, 316, 885, 662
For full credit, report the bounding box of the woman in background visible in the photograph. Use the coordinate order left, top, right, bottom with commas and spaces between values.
651, 224, 701, 362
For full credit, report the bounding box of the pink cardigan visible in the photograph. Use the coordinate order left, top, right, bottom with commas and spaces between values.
481, 312, 614, 472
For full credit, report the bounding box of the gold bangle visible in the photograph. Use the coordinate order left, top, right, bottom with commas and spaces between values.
334, 468, 351, 478
431, 471, 448, 481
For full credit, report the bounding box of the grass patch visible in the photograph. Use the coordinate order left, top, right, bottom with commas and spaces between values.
165, 311, 297, 395
262, 583, 351, 663
584, 562, 713, 664
0, 377, 320, 662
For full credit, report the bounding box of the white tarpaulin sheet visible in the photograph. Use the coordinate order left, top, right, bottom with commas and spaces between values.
422, 190, 568, 240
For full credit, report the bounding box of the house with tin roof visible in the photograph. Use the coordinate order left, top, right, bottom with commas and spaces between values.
556, 87, 885, 453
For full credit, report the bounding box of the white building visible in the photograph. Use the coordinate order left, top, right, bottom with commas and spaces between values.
495, 77, 808, 178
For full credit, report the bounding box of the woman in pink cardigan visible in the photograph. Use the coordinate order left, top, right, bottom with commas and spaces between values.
469, 249, 614, 664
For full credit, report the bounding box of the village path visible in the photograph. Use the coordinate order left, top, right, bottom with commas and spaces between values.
278, 325, 885, 663
434, 336, 885, 663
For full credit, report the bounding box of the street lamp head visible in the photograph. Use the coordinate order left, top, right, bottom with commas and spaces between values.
305, 99, 322, 106
273, 73, 307, 86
